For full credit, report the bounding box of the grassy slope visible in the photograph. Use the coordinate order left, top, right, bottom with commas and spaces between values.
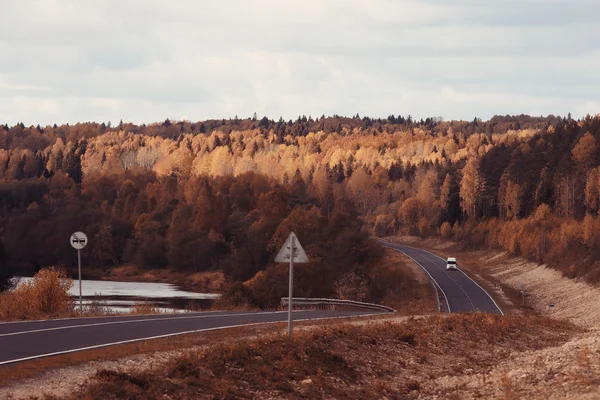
9, 238, 600, 399
58, 314, 577, 400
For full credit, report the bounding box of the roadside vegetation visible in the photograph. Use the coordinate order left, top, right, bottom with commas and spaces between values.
1, 114, 600, 306
0, 266, 198, 321
0, 267, 74, 320
49, 313, 577, 400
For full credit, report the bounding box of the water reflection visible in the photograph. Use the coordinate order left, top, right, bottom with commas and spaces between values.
14, 277, 220, 313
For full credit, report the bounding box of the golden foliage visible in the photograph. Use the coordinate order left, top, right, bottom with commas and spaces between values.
399, 198, 425, 233
440, 221, 452, 239
460, 157, 480, 218
572, 132, 597, 169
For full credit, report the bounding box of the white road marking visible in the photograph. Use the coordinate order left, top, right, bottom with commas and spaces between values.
414, 247, 504, 316
421, 253, 477, 311
0, 311, 299, 337
380, 240, 451, 313
0, 312, 384, 366
0, 310, 233, 326
384, 240, 504, 315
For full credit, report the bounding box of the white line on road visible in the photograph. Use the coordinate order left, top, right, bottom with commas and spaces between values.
385, 240, 504, 315
0, 311, 297, 337
0, 312, 383, 366
421, 253, 477, 311
0, 310, 234, 326
379, 240, 451, 313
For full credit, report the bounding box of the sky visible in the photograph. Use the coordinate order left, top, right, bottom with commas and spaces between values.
1, 0, 599, 126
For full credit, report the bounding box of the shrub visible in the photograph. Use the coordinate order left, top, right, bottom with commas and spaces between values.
131, 300, 160, 315
440, 221, 452, 239
374, 213, 396, 237
0, 267, 74, 320
214, 281, 257, 309
333, 270, 369, 302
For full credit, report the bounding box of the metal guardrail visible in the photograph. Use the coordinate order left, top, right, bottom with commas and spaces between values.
281, 297, 395, 313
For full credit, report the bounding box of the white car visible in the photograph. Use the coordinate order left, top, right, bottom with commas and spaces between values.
446, 257, 458, 271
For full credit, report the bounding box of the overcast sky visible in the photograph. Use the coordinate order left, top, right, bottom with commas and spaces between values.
1, 0, 599, 126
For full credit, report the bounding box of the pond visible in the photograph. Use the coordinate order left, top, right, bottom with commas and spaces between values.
13, 277, 221, 314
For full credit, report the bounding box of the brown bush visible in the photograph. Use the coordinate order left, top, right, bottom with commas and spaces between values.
0, 267, 74, 320
333, 270, 369, 302
374, 213, 396, 237
440, 221, 452, 239
130, 300, 160, 315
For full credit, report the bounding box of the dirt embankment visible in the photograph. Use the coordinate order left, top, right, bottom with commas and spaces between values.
45, 314, 581, 400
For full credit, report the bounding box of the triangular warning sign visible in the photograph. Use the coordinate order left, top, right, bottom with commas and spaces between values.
274, 232, 309, 263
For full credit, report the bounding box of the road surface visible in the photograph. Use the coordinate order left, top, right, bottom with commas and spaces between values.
0, 309, 384, 366
379, 240, 503, 315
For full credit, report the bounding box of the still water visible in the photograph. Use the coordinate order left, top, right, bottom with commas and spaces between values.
14, 277, 220, 313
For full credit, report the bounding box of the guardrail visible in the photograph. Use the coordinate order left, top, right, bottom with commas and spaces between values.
281, 297, 395, 313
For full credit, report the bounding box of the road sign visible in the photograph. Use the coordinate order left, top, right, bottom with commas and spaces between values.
70, 232, 88, 250
70, 231, 88, 310
275, 232, 308, 263
275, 232, 309, 338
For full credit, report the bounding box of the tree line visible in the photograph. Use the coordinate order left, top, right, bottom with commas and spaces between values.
1, 112, 600, 305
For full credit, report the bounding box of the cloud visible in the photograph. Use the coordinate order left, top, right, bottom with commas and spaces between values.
0, 0, 598, 125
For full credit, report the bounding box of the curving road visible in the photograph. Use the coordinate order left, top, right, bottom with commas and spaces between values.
0, 309, 384, 366
379, 239, 503, 315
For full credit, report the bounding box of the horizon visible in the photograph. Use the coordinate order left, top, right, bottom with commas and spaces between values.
2, 112, 592, 129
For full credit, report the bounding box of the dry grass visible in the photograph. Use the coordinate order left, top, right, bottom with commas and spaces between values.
375, 248, 437, 314
130, 301, 161, 315
51, 314, 577, 400
103, 266, 225, 293
0, 267, 74, 320
0, 313, 395, 396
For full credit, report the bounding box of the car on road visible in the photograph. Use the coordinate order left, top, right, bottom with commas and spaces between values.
446, 257, 458, 271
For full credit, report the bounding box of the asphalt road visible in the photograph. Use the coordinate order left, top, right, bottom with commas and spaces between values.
379, 240, 503, 315
0, 309, 383, 366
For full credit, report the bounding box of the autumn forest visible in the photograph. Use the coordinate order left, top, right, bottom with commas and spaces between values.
1, 113, 600, 307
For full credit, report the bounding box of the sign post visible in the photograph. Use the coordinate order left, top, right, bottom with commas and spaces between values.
275, 232, 308, 337
70, 231, 88, 311
288, 235, 294, 337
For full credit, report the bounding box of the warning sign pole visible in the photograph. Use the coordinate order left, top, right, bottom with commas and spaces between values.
287, 235, 294, 337
275, 232, 309, 338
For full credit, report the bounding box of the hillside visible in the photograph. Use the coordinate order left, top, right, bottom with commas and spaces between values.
1, 113, 600, 301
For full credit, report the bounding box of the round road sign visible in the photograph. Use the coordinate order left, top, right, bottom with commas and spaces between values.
70, 231, 88, 250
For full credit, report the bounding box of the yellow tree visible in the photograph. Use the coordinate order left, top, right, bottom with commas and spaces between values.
572, 132, 597, 170
572, 132, 598, 215
347, 168, 377, 214
398, 197, 425, 234
585, 167, 600, 213
460, 157, 480, 219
